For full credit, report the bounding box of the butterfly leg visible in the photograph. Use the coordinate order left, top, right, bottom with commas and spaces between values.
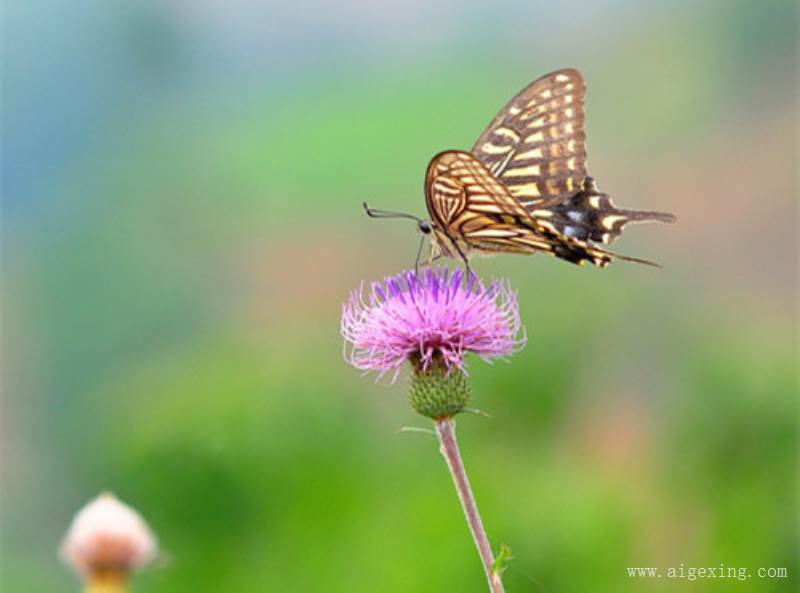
424, 253, 443, 268
452, 242, 473, 279
414, 235, 427, 276
424, 242, 443, 271
415, 236, 442, 275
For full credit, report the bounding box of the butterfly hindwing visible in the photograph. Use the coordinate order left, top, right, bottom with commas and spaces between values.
471, 69, 587, 208
528, 177, 678, 245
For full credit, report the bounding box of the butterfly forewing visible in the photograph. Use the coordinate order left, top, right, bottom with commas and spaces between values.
425, 151, 613, 266
470, 69, 587, 208
426, 151, 528, 223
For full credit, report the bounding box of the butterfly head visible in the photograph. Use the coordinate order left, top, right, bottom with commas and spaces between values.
417, 219, 433, 235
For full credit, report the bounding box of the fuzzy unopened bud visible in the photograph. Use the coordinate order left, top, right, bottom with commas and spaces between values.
60, 493, 157, 581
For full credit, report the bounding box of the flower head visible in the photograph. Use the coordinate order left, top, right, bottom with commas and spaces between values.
61, 493, 157, 580
341, 267, 525, 381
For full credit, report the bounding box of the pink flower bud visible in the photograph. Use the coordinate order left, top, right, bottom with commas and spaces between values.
60, 493, 157, 579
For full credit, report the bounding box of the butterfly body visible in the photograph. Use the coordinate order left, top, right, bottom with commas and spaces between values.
419, 68, 675, 268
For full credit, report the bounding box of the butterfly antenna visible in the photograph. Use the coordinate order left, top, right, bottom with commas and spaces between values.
363, 202, 423, 223
452, 241, 473, 279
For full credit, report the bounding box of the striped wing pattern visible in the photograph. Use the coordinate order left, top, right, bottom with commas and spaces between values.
471, 69, 587, 208
424, 151, 614, 266
417, 69, 675, 267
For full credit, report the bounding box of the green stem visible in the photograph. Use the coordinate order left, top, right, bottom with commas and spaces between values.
435, 417, 505, 593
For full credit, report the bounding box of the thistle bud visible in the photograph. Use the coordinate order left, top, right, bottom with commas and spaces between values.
409, 355, 471, 419
60, 493, 157, 589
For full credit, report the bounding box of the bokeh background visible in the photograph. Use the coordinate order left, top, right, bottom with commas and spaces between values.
3, 1, 797, 591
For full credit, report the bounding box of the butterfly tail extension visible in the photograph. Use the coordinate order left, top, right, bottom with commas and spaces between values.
517, 209, 665, 268
611, 207, 676, 238
552, 240, 662, 269
530, 177, 675, 246
616, 208, 676, 225
590, 205, 676, 246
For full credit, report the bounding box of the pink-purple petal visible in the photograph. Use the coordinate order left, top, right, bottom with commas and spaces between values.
341, 267, 526, 381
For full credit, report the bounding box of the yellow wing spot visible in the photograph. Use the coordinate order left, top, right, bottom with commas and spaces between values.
493, 127, 520, 141
602, 215, 627, 229
468, 228, 518, 238
486, 181, 507, 193
503, 164, 541, 177
526, 116, 546, 129
565, 178, 574, 192
520, 104, 549, 120
509, 183, 541, 198
434, 182, 462, 197
459, 214, 493, 231
555, 73, 570, 82
564, 95, 574, 104
531, 209, 553, 218
588, 196, 602, 208
567, 157, 576, 170
601, 233, 611, 243
563, 83, 574, 92
545, 179, 560, 195
500, 214, 516, 224
550, 143, 562, 158
539, 89, 553, 100
468, 203, 505, 214
524, 131, 545, 143
548, 161, 562, 174
481, 142, 512, 155
565, 108, 574, 118
566, 139, 577, 153
512, 147, 544, 161
509, 105, 521, 115
536, 219, 557, 233
550, 123, 574, 140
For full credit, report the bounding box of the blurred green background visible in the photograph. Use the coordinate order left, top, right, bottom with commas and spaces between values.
3, 1, 797, 591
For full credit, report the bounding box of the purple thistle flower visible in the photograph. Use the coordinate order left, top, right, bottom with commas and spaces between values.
341, 267, 525, 381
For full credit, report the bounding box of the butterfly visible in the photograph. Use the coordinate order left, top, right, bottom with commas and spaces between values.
365, 68, 675, 269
